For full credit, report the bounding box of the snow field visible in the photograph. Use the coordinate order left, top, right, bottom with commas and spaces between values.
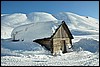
1, 51, 99, 66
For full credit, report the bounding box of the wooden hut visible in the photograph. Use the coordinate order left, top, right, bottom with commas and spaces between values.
33, 21, 74, 55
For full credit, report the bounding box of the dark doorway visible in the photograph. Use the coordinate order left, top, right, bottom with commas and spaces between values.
60, 40, 67, 53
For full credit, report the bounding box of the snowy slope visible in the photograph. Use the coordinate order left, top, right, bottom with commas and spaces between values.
55, 12, 99, 35
1, 12, 57, 39
1, 12, 57, 28
27, 12, 57, 23
1, 13, 27, 39
1, 12, 99, 39
56, 12, 99, 30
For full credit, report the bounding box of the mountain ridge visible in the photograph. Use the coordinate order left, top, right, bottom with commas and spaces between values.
1, 12, 99, 39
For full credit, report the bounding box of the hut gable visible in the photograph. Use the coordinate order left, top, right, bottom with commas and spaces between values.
51, 21, 74, 39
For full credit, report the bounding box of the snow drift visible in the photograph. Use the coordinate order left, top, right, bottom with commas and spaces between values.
1, 39, 44, 51
72, 38, 99, 53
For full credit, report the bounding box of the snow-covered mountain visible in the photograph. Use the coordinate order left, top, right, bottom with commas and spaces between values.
8, 12, 98, 42
1, 13, 27, 39
55, 12, 99, 35
56, 12, 99, 30
27, 12, 57, 23
1, 12, 57, 39
1, 12, 99, 39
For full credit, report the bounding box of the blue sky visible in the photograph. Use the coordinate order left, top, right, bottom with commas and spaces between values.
1, 1, 99, 19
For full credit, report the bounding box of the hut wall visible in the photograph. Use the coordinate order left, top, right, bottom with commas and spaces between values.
52, 38, 72, 54
52, 39, 61, 53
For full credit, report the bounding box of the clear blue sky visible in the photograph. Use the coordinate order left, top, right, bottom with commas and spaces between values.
1, 1, 99, 19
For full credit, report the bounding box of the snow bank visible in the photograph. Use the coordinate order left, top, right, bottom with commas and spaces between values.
72, 38, 99, 53
1, 39, 44, 51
